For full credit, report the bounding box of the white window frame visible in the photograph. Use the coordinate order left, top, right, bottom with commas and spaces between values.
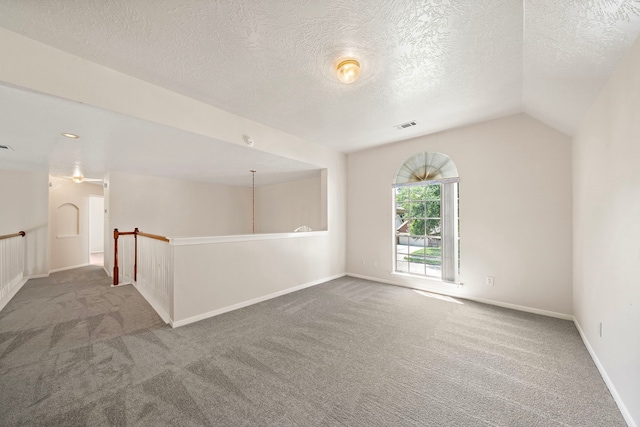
393, 178, 459, 283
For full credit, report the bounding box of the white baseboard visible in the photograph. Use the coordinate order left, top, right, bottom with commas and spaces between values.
49, 263, 90, 273
28, 273, 50, 279
171, 273, 346, 328
461, 294, 573, 321
574, 320, 637, 427
347, 273, 573, 321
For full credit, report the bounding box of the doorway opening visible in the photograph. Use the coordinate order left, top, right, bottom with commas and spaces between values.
89, 195, 104, 266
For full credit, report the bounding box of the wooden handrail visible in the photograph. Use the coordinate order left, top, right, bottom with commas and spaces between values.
113, 228, 169, 286
137, 231, 170, 242
0, 231, 25, 241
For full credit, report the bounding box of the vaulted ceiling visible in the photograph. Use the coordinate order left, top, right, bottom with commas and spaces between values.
0, 1, 639, 155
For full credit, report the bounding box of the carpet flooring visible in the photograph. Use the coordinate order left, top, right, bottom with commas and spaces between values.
0, 266, 627, 426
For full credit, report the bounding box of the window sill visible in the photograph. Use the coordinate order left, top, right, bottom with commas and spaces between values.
391, 271, 461, 287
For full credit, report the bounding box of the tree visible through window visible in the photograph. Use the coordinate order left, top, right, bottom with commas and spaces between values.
393, 152, 459, 282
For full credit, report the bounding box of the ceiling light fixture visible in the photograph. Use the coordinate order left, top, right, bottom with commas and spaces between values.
72, 174, 84, 183
61, 133, 79, 139
336, 59, 361, 84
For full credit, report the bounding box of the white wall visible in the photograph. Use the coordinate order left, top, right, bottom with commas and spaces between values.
171, 233, 336, 324
108, 171, 252, 237
49, 176, 104, 271
89, 196, 104, 253
0, 170, 49, 277
573, 36, 640, 426
347, 114, 573, 316
105, 171, 252, 276
255, 174, 323, 233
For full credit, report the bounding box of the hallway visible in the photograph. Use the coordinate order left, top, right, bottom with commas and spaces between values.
0, 266, 166, 425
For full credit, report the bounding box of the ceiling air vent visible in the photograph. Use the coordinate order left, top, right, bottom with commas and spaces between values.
0, 144, 14, 151
395, 121, 418, 130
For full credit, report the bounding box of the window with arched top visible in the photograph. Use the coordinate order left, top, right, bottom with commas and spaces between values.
394, 152, 459, 283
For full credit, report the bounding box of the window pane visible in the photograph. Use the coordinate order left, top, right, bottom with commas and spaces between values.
409, 202, 426, 219
425, 200, 440, 218
425, 219, 441, 236
410, 186, 426, 201
426, 237, 442, 276
396, 201, 409, 218
409, 257, 426, 275
424, 184, 441, 200
408, 219, 426, 236
396, 237, 410, 272
395, 187, 410, 203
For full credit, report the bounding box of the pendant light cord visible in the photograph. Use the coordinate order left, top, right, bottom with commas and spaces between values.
251, 169, 256, 234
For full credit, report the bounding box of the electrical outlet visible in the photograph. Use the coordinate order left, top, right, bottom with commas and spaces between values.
485, 276, 494, 286
361, 259, 366, 266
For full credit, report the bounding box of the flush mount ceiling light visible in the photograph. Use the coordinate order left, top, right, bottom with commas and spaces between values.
336, 59, 361, 84
72, 174, 84, 183
61, 132, 79, 139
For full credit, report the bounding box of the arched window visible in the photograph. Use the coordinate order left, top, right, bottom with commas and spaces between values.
394, 152, 459, 283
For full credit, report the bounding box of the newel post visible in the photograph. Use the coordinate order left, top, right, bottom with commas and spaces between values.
134, 227, 139, 282
113, 228, 119, 286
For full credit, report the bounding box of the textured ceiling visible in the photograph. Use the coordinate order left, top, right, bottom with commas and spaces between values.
0, 0, 639, 154
524, 0, 640, 134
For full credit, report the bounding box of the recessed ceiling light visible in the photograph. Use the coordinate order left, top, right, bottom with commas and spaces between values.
61, 133, 79, 139
336, 59, 361, 84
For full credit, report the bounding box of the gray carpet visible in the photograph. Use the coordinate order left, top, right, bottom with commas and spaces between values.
0, 266, 626, 426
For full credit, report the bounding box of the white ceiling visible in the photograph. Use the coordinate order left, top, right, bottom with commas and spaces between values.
0, 84, 319, 187
0, 0, 639, 180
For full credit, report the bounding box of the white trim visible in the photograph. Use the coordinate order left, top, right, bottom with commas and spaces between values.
171, 273, 346, 328
574, 320, 637, 427
49, 263, 90, 273
0, 275, 27, 312
102, 266, 110, 276
111, 282, 133, 287
349, 273, 573, 320
56, 234, 80, 239
393, 177, 460, 188
462, 294, 573, 321
170, 230, 328, 246
28, 273, 50, 279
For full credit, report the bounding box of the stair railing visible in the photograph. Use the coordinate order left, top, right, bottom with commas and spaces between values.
112, 228, 169, 286
1, 231, 26, 303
